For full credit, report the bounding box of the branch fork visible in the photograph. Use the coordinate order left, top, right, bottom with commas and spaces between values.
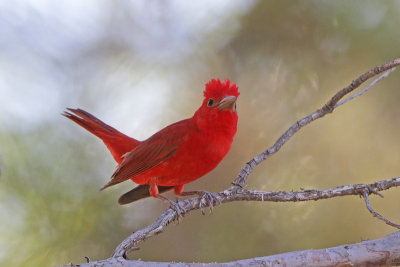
66, 58, 400, 266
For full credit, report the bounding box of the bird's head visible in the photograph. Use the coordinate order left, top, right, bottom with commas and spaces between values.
194, 78, 240, 132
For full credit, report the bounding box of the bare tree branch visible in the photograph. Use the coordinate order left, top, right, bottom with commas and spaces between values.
335, 67, 397, 108
65, 58, 400, 266
67, 231, 400, 267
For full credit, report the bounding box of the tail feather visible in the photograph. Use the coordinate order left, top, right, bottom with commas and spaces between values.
63, 108, 115, 134
118, 185, 174, 205
63, 108, 139, 163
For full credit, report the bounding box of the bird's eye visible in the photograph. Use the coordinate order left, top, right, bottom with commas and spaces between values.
207, 99, 214, 107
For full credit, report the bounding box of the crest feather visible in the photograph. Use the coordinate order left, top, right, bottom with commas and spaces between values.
203, 78, 239, 99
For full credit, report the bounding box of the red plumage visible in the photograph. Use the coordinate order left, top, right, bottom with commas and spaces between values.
63, 78, 239, 204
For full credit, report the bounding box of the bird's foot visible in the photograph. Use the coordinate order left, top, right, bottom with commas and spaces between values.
181, 190, 221, 215
156, 194, 186, 221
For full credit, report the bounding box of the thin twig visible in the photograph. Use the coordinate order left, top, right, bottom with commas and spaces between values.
363, 190, 400, 229
335, 67, 397, 108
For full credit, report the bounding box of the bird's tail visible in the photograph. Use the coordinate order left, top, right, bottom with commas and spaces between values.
62, 108, 139, 163
118, 185, 174, 204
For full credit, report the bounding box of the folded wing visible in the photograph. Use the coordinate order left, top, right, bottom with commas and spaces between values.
100, 119, 191, 190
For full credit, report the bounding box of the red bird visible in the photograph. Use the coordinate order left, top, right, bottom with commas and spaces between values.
63, 79, 239, 206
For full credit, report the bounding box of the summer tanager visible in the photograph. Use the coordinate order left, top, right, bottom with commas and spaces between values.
63, 78, 239, 205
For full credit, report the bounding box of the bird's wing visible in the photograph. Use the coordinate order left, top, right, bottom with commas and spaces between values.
100, 119, 191, 190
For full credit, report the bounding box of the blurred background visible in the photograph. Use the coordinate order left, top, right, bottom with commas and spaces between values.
1, 0, 400, 266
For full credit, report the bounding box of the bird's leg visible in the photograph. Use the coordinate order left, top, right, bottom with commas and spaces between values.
149, 178, 159, 196
174, 185, 184, 195
156, 194, 186, 221
180, 190, 221, 215
149, 179, 185, 221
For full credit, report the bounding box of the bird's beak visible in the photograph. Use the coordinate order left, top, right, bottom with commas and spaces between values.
218, 95, 237, 111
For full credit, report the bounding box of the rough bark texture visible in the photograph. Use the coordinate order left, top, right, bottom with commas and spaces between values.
67, 231, 400, 267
